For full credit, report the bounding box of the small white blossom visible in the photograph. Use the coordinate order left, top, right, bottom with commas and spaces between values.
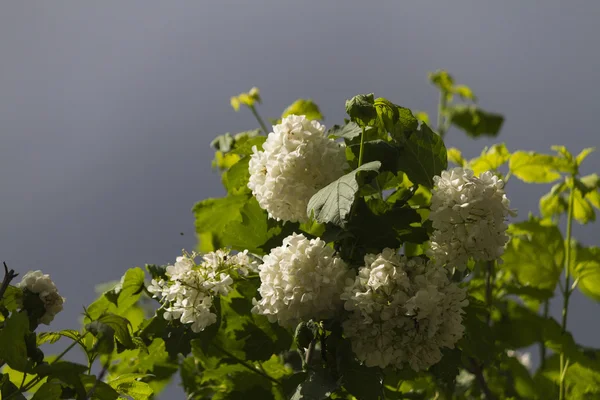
248, 114, 347, 223
427, 167, 515, 270
252, 233, 351, 327
341, 249, 468, 371
17, 270, 65, 325
150, 249, 256, 333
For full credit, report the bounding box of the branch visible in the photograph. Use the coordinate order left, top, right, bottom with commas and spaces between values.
0, 262, 19, 300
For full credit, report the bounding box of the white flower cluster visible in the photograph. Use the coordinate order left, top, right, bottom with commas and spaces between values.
252, 233, 351, 327
248, 114, 347, 223
17, 270, 65, 325
427, 167, 515, 270
148, 249, 257, 333
341, 248, 468, 371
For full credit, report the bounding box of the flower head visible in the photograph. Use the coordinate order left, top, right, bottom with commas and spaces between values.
252, 233, 351, 327
248, 115, 347, 222
148, 249, 257, 333
427, 167, 515, 270
341, 249, 467, 371
17, 270, 65, 325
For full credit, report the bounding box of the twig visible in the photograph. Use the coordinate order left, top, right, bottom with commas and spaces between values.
0, 262, 19, 300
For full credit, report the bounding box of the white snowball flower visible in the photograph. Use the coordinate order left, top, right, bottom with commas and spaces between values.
17, 270, 65, 325
150, 249, 257, 333
427, 167, 515, 270
248, 114, 347, 223
252, 233, 351, 327
341, 248, 468, 371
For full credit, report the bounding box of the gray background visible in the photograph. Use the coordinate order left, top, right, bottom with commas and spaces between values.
1, 1, 599, 397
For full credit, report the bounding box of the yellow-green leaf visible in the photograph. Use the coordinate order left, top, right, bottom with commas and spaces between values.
570, 244, 600, 302
573, 188, 595, 224
587, 190, 600, 209
502, 218, 564, 290
282, 99, 323, 120
447, 148, 465, 167
469, 143, 510, 174
509, 151, 572, 183
576, 147, 595, 166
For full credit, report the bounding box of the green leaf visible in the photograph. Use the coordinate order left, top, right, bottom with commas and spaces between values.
578, 173, 600, 195
502, 218, 564, 291
211, 280, 292, 363
223, 156, 251, 195
35, 361, 88, 399
327, 122, 362, 141
493, 302, 545, 348
429, 70, 455, 93
108, 374, 154, 400
447, 148, 466, 167
0, 374, 26, 399
37, 329, 82, 346
0, 286, 22, 313
145, 264, 167, 280
336, 339, 383, 400
230, 134, 265, 156
115, 267, 145, 313
0, 311, 29, 371
469, 143, 510, 174
509, 151, 574, 183
459, 298, 495, 362
219, 197, 285, 255
30, 381, 63, 400
349, 140, 401, 173
291, 367, 339, 400
571, 244, 600, 302
345, 94, 377, 127
449, 105, 504, 138
307, 161, 381, 227
345, 199, 423, 262
80, 375, 120, 400
282, 99, 323, 120
576, 147, 595, 166
539, 182, 568, 218
193, 195, 248, 252
394, 123, 447, 188
573, 188, 596, 224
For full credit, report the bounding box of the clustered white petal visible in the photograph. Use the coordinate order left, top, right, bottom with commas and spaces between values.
248, 114, 347, 223
17, 270, 65, 325
148, 249, 257, 333
341, 248, 467, 371
252, 233, 351, 327
427, 167, 515, 270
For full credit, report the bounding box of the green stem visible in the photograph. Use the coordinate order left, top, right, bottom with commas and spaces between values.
358, 126, 366, 167
437, 91, 448, 138
18, 373, 27, 391
211, 343, 281, 386
559, 180, 576, 400
249, 105, 270, 135
540, 299, 549, 370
